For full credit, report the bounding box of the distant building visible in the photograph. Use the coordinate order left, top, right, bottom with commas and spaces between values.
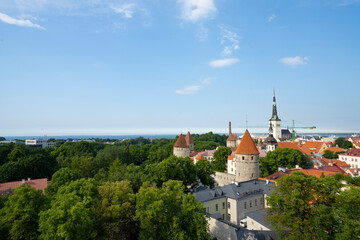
264, 125, 277, 152
25, 135, 55, 148
226, 121, 238, 148
173, 133, 190, 158
0, 178, 49, 197
338, 149, 360, 169
269, 90, 282, 140
185, 131, 194, 151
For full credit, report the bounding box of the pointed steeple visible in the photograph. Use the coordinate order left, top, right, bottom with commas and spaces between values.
174, 134, 189, 148
185, 131, 194, 144
270, 89, 280, 121
235, 130, 259, 155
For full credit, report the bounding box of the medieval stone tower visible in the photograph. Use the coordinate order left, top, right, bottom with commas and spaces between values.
226, 121, 237, 148
235, 130, 259, 182
173, 133, 190, 158
185, 131, 194, 151
269, 90, 282, 140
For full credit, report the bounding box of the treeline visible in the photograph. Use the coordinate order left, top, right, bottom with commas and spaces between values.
0, 133, 228, 239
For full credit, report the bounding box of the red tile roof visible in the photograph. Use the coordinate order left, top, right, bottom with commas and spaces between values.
319, 158, 350, 168
322, 147, 344, 154
235, 130, 259, 155
347, 136, 360, 142
185, 131, 194, 144
227, 133, 237, 141
339, 149, 360, 157
300, 141, 327, 154
0, 178, 49, 197
227, 155, 235, 161
174, 134, 189, 148
348, 168, 360, 176
266, 167, 342, 181
277, 142, 301, 151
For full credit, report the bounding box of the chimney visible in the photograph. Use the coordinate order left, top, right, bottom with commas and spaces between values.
27, 178, 31, 181
22, 179, 25, 184
295, 165, 299, 169
229, 121, 232, 135
266, 179, 269, 185
314, 162, 319, 169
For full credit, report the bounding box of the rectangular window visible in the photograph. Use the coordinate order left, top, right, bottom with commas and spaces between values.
223, 202, 225, 209
255, 199, 257, 206
260, 198, 263, 205
227, 214, 231, 221
250, 200, 252, 208
215, 204, 218, 211
207, 207, 209, 212
228, 202, 231, 209
222, 214, 225, 220
244, 201, 246, 209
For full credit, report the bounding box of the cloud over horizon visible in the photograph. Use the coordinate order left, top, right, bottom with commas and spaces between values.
176, 85, 201, 95
0, 12, 45, 29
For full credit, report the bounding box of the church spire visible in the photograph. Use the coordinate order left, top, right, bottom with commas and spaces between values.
270, 89, 280, 121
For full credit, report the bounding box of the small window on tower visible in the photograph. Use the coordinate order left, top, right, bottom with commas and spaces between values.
242, 156, 245, 160
251, 156, 253, 160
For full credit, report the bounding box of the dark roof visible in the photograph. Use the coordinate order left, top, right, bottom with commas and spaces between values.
194, 179, 276, 202
281, 129, 291, 135
269, 91, 280, 121
246, 209, 273, 230
264, 134, 277, 145
209, 215, 280, 240
0, 178, 49, 197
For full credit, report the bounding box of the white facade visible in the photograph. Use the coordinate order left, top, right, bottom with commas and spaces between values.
339, 154, 360, 169
227, 159, 236, 175
269, 120, 282, 140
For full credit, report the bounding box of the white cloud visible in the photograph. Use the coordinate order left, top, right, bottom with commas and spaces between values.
268, 14, 276, 22
220, 26, 242, 56
279, 56, 309, 66
111, 3, 137, 18
176, 85, 201, 95
209, 58, 238, 67
0, 12, 45, 29
177, 0, 217, 21
201, 78, 211, 84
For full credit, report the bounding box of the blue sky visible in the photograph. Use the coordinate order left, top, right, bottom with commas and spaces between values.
0, 0, 359, 136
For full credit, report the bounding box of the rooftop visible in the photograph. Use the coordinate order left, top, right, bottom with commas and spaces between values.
235, 130, 259, 155
174, 134, 189, 148
0, 178, 49, 197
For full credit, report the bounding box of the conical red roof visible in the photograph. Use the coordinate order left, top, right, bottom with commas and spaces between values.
185, 131, 194, 144
235, 130, 259, 155
174, 134, 189, 148
227, 133, 237, 141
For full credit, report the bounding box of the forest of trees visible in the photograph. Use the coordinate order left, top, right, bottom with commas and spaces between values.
0, 133, 227, 239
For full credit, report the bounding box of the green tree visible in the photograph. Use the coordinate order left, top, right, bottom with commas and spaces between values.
98, 181, 137, 240
145, 156, 197, 187
135, 180, 209, 240
8, 145, 29, 162
342, 140, 353, 149
266, 172, 343, 240
195, 159, 215, 188
260, 148, 312, 177
91, 146, 126, 175
0, 184, 46, 240
211, 147, 232, 172
194, 141, 219, 151
70, 155, 93, 178
45, 168, 81, 196
323, 150, 336, 159
0, 143, 15, 165
333, 187, 360, 239
108, 159, 151, 193
39, 178, 100, 240
334, 137, 345, 148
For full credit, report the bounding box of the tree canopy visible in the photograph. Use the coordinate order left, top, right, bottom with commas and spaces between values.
260, 148, 312, 177
211, 147, 232, 172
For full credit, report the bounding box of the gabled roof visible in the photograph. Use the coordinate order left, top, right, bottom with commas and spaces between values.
319, 158, 350, 168
235, 130, 259, 155
347, 136, 360, 142
174, 134, 189, 148
300, 141, 327, 154
322, 147, 344, 154
227, 133, 237, 141
0, 178, 49, 197
185, 131, 194, 144
277, 142, 301, 151
338, 149, 360, 157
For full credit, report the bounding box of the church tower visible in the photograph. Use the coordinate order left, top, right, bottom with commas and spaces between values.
235, 130, 259, 182
173, 134, 190, 158
269, 90, 282, 140
226, 121, 237, 148
185, 131, 194, 151
264, 124, 278, 152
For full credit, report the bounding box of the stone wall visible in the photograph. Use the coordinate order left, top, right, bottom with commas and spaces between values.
235, 154, 259, 182
214, 172, 236, 187
173, 147, 190, 158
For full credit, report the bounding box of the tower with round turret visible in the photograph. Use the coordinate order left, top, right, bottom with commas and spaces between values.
235, 130, 259, 182
264, 124, 278, 152
185, 131, 194, 151
226, 121, 238, 148
269, 90, 282, 140
173, 134, 190, 158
